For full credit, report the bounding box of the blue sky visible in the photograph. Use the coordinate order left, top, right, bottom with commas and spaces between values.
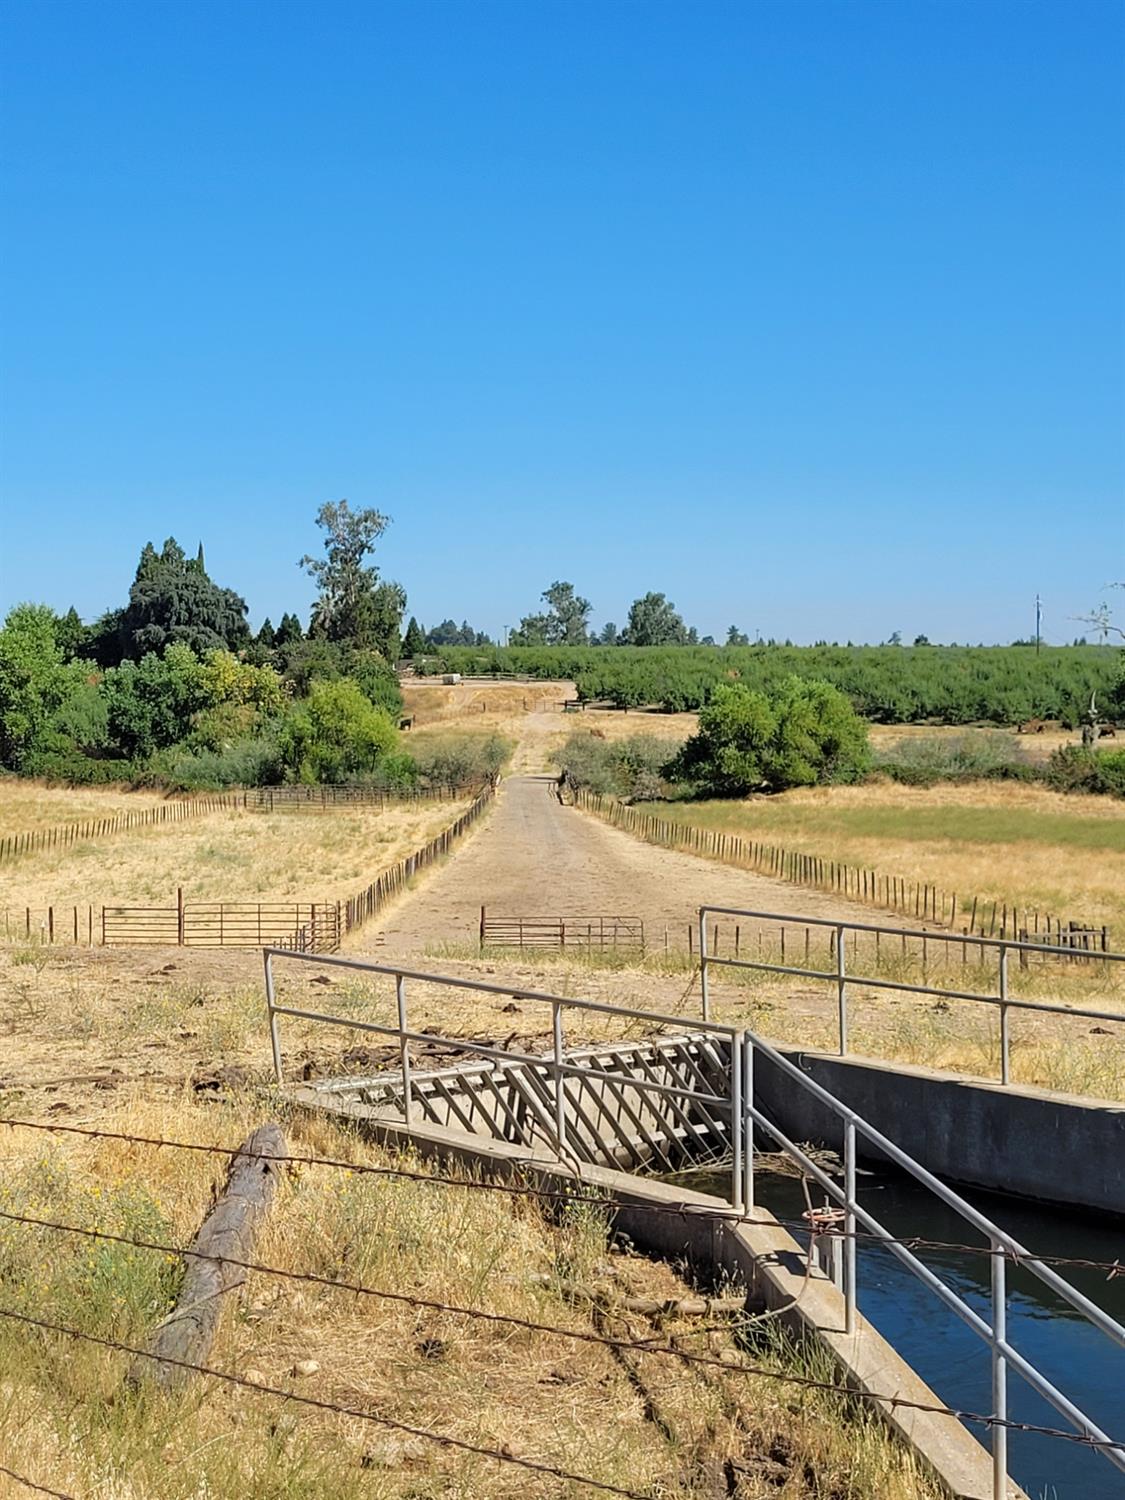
1, 0, 1122, 645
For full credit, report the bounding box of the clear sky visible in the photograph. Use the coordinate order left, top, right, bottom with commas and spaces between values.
1, 0, 1122, 645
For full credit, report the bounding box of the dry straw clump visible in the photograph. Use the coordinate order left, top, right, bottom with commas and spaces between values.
0, 1097, 942, 1500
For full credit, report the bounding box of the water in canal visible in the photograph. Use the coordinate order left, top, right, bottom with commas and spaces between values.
668, 1165, 1125, 1500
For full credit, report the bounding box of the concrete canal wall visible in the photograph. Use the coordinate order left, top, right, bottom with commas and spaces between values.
758, 1048, 1125, 1218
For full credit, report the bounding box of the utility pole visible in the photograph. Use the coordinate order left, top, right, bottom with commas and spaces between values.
1035, 594, 1042, 656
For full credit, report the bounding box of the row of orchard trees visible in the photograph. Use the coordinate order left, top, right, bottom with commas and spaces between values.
417, 642, 1123, 726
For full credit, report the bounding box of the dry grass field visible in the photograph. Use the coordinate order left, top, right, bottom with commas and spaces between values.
0, 799, 471, 914
400, 678, 569, 726
655, 781, 1125, 938
0, 777, 170, 834
0, 956, 939, 1500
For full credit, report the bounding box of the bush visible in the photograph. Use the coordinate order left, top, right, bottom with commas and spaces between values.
1045, 746, 1125, 798
407, 732, 512, 790
18, 750, 138, 785
553, 733, 681, 800
874, 732, 1039, 787
147, 732, 284, 791
279, 679, 399, 783
667, 677, 869, 796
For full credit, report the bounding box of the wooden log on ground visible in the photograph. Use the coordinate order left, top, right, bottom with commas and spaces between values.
131, 1123, 286, 1387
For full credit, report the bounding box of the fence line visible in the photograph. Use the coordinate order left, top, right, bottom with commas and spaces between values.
0, 793, 243, 865
0, 784, 484, 865
341, 781, 496, 937
243, 782, 479, 810
2, 782, 496, 951
4, 1115, 1124, 1277
576, 791, 1108, 948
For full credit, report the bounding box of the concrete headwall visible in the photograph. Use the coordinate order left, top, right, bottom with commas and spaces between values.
757, 1048, 1125, 1217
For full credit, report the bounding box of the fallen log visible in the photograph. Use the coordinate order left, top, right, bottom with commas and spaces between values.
131, 1122, 286, 1387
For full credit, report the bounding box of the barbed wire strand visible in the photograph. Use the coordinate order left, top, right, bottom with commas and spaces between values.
1, 1229, 1123, 1457
3, 1117, 1121, 1279
0, 1204, 800, 1369
0, 1463, 77, 1499
0, 1306, 650, 1499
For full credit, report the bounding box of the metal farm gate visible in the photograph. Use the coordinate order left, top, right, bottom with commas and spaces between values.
102, 899, 341, 951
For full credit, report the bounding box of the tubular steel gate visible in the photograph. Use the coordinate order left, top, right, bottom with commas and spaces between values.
261, 948, 1125, 1498
696, 906, 1125, 1086
479, 907, 645, 954
102, 900, 341, 951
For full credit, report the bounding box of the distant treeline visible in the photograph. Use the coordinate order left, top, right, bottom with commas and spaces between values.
416, 644, 1122, 725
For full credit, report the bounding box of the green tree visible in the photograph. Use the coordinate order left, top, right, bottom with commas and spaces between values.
280, 679, 399, 783
104, 538, 251, 663
667, 677, 869, 795
599, 622, 619, 646
256, 617, 277, 649
402, 616, 426, 656
623, 592, 687, 646
0, 605, 87, 768
726, 625, 750, 647
275, 612, 304, 645
100, 644, 210, 760
512, 582, 591, 645
300, 500, 405, 658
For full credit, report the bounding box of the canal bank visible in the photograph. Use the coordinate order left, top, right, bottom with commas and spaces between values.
670, 1162, 1125, 1500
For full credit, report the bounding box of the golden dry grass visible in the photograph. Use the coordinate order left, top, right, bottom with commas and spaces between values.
0, 991, 941, 1499
657, 781, 1125, 938
400, 679, 570, 727
0, 778, 170, 834
0, 800, 471, 913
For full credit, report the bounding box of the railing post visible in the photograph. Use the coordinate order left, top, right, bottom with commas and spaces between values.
742, 1032, 754, 1213
843, 1118, 857, 1335
998, 944, 1010, 1086
264, 952, 282, 1083
699, 909, 710, 1021
396, 973, 414, 1125
991, 1235, 1008, 1500
730, 1030, 744, 1213
551, 1000, 567, 1159
836, 925, 848, 1055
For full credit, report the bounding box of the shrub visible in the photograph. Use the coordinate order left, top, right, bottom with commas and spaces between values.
553, 733, 680, 800
667, 677, 869, 796
874, 732, 1039, 787
18, 749, 138, 785
1045, 746, 1125, 798
147, 732, 285, 791
407, 732, 512, 790
279, 679, 398, 783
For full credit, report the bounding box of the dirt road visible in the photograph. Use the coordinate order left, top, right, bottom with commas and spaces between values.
362, 774, 884, 957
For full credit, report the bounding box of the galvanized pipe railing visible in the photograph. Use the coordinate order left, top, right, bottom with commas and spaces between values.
262, 947, 1125, 1497
698, 905, 1125, 1085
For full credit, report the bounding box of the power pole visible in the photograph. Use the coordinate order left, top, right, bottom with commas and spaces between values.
1035, 594, 1042, 656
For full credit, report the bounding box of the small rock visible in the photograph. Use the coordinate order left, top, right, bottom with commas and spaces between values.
1090, 1025, 1111, 1035
501, 1002, 520, 1014
291, 1359, 320, 1378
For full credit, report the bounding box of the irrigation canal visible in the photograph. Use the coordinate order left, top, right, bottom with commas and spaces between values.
671, 1166, 1125, 1500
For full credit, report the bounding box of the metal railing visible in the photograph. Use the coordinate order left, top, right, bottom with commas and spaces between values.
262, 946, 1125, 1497
698, 906, 1125, 1086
